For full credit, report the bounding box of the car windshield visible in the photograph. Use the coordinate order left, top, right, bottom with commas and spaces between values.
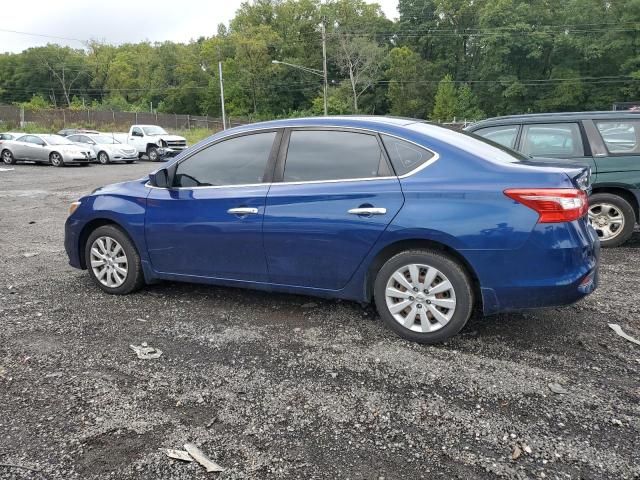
142, 126, 168, 135
43, 135, 73, 145
407, 122, 529, 163
90, 135, 120, 144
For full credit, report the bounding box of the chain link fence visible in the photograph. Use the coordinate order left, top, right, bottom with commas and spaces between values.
0, 105, 247, 132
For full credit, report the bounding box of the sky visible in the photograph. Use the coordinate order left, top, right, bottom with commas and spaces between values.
0, 0, 399, 54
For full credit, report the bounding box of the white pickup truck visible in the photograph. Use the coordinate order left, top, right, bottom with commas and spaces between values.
113, 125, 188, 161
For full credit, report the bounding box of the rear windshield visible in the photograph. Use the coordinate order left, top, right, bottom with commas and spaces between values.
407, 122, 529, 163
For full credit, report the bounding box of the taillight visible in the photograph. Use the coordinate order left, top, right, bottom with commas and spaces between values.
504, 188, 588, 223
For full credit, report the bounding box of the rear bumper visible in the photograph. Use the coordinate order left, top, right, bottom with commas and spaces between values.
469, 219, 600, 315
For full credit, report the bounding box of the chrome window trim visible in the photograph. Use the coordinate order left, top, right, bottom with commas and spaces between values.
145, 123, 441, 190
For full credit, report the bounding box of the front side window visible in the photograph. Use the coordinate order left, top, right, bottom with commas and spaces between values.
174, 132, 277, 187
521, 123, 584, 158
595, 120, 640, 154
381, 135, 434, 176
473, 125, 519, 149
132, 127, 143, 136
283, 130, 385, 182
28, 136, 45, 146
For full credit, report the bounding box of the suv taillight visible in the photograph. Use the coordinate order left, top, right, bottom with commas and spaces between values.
504, 188, 588, 223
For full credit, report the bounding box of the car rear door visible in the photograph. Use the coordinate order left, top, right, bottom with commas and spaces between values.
587, 118, 640, 186
516, 122, 596, 173
263, 128, 404, 290
145, 130, 282, 282
10, 136, 32, 160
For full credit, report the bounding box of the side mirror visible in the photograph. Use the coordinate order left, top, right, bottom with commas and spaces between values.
149, 168, 171, 188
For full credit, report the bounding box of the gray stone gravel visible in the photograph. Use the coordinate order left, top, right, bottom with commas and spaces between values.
1, 163, 639, 479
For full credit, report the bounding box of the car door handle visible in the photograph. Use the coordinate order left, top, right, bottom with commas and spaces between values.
227, 207, 259, 215
348, 207, 387, 216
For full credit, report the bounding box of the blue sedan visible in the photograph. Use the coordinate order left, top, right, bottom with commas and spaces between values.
65, 116, 599, 343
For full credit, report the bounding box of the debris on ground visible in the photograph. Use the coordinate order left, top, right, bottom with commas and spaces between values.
21, 252, 38, 258
548, 383, 569, 395
608, 323, 640, 347
184, 443, 225, 472
129, 342, 163, 359
164, 449, 193, 462
0, 168, 14, 172
511, 445, 522, 460
301, 302, 318, 309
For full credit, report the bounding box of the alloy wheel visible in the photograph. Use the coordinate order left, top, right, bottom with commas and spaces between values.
2, 150, 13, 164
98, 152, 109, 164
50, 153, 62, 166
90, 236, 128, 288
384, 263, 457, 333
588, 203, 624, 241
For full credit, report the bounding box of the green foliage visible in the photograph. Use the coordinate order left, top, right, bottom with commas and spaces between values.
19, 94, 51, 110
1, 0, 639, 120
431, 75, 458, 122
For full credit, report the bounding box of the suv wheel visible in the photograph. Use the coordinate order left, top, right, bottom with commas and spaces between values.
588, 193, 635, 248
374, 249, 473, 344
85, 225, 145, 294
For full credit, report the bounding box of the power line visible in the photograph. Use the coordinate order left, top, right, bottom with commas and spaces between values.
0, 28, 87, 44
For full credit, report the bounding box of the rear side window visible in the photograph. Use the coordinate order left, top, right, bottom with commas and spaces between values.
595, 120, 640, 154
283, 130, 385, 182
381, 135, 434, 176
473, 125, 519, 149
174, 132, 276, 187
521, 123, 584, 158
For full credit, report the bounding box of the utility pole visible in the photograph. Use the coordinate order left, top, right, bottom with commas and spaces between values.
218, 61, 226, 130
321, 17, 328, 116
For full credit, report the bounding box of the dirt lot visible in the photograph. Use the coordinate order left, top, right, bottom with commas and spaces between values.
1, 162, 639, 480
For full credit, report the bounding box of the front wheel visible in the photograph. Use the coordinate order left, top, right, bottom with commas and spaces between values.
97, 151, 110, 165
85, 225, 145, 294
49, 152, 64, 167
147, 146, 160, 162
374, 249, 473, 344
2, 149, 15, 165
588, 193, 635, 248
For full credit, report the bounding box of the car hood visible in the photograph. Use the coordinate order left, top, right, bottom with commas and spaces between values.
147, 134, 185, 141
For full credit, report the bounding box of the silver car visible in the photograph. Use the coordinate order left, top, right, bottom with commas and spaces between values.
1, 134, 94, 167
67, 133, 138, 165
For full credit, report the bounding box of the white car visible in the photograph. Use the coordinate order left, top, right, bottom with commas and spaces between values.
1, 134, 94, 166
67, 133, 138, 165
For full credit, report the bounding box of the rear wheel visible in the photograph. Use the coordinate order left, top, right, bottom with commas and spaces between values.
49, 152, 64, 167
85, 225, 145, 294
2, 149, 15, 165
588, 193, 635, 248
374, 249, 473, 344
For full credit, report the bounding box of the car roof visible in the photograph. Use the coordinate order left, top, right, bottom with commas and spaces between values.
467, 111, 640, 129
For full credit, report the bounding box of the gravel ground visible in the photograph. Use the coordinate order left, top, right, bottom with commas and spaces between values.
1, 162, 639, 480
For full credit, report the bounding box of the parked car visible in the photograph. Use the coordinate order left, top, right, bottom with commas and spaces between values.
112, 125, 187, 161
65, 117, 599, 344
67, 133, 137, 165
58, 128, 100, 137
0, 132, 25, 141
466, 111, 640, 247
2, 134, 94, 166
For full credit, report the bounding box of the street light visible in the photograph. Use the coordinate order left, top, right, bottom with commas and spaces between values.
272, 60, 328, 116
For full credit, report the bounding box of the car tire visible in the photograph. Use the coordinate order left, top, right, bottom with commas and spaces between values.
49, 152, 64, 167
374, 249, 474, 344
147, 146, 159, 162
588, 193, 635, 248
85, 225, 145, 295
2, 149, 15, 165
97, 151, 110, 165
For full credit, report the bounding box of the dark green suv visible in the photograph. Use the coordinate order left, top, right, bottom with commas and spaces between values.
466, 112, 640, 247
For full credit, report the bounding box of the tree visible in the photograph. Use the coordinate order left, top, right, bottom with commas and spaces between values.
456, 83, 484, 120
385, 46, 430, 118
431, 74, 457, 122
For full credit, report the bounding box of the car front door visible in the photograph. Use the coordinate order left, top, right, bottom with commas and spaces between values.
145, 130, 282, 281
262, 128, 404, 290
30, 136, 49, 162
130, 127, 146, 152
517, 122, 596, 173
